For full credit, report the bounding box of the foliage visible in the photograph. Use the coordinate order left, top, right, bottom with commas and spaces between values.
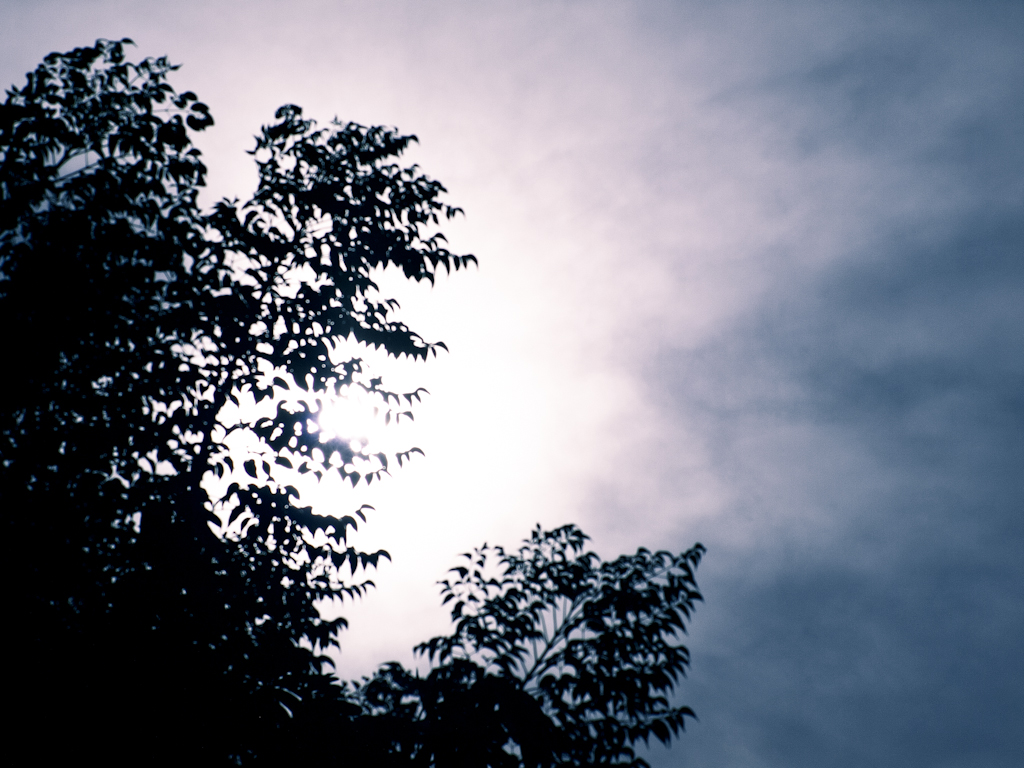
1, 39, 704, 766
1, 38, 471, 762
357, 525, 705, 767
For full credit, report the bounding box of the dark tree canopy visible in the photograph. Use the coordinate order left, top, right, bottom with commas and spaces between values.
359, 526, 705, 767
1, 40, 703, 766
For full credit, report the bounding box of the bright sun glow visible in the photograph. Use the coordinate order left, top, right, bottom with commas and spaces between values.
316, 391, 386, 449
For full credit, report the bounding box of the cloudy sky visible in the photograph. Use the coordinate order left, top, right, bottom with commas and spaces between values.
3, 1, 1021, 765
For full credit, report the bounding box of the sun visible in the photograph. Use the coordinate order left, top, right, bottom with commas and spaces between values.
316, 390, 386, 451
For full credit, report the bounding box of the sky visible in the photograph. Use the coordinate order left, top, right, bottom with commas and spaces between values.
3, 1, 1022, 765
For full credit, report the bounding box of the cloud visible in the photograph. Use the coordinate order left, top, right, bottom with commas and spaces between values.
625, 4, 1024, 764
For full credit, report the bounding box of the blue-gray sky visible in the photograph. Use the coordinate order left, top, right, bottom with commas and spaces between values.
3, 2, 1021, 765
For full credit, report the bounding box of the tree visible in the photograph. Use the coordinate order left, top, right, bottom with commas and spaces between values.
357, 525, 705, 767
1, 39, 704, 765
1, 38, 471, 762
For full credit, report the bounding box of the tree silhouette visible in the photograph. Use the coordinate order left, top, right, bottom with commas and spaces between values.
1, 40, 703, 765
357, 526, 705, 767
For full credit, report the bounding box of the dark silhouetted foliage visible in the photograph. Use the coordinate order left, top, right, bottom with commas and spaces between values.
357, 526, 705, 767
1, 37, 470, 762
1, 39, 703, 766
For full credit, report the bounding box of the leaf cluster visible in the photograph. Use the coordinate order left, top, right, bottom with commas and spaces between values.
361, 525, 705, 767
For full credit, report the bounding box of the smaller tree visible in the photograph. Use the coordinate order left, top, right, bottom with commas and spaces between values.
357, 525, 705, 767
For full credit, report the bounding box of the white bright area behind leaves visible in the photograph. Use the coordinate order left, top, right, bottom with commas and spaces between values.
1, 0, 743, 678
172, 2, 775, 680
0, 0, 903, 667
